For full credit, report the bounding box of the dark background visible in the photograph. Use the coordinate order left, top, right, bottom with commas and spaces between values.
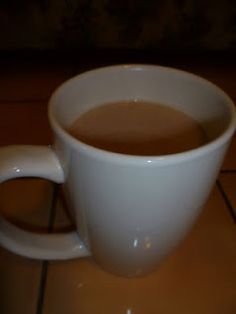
0, 0, 236, 65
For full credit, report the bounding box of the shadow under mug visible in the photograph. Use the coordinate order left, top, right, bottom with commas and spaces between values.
0, 65, 235, 277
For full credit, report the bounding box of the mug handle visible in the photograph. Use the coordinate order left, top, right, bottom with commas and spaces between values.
0, 145, 90, 260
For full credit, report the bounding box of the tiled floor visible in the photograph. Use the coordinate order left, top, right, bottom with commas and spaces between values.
0, 60, 235, 314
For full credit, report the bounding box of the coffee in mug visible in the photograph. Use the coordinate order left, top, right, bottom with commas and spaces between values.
0, 65, 235, 277
69, 100, 208, 155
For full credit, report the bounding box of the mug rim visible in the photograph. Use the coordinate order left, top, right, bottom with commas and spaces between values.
48, 64, 236, 165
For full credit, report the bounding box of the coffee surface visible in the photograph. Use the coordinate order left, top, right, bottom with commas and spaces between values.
69, 101, 207, 155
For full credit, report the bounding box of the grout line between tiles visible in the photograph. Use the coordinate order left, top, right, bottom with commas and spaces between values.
48, 184, 60, 233
0, 99, 48, 104
216, 180, 236, 224
36, 261, 48, 314
36, 184, 60, 314
220, 169, 236, 173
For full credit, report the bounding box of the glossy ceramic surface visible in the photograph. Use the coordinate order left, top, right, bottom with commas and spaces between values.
0, 65, 235, 277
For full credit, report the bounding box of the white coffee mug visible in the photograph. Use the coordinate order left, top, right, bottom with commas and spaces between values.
0, 65, 235, 277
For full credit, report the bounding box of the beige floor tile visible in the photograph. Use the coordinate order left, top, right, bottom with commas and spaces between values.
0, 61, 236, 314
43, 186, 236, 314
0, 178, 53, 229
0, 179, 54, 314
0, 101, 52, 145
0, 248, 42, 314
219, 173, 236, 217
222, 135, 236, 170
52, 192, 74, 231
0, 66, 73, 102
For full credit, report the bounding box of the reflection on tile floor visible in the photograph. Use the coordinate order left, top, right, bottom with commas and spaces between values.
0, 64, 235, 314
43, 187, 236, 314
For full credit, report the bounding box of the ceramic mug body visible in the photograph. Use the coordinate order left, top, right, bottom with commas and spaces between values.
48, 65, 236, 277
